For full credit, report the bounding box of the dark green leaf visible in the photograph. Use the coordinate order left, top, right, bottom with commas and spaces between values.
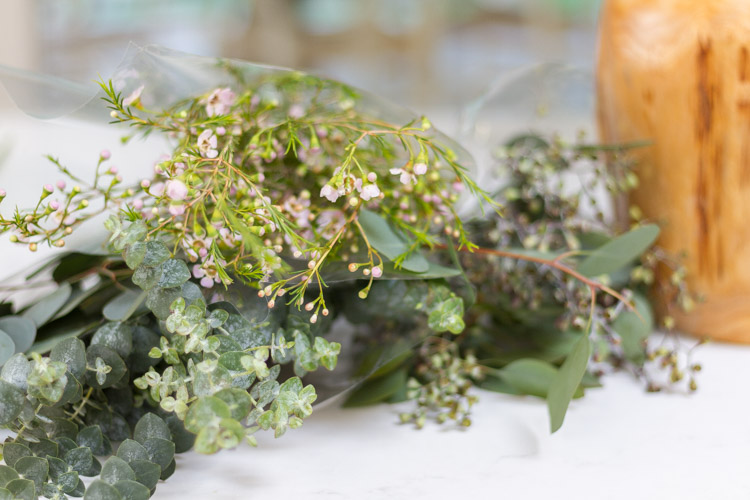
577, 225, 659, 277
113, 480, 150, 500
46, 456, 67, 480
0, 466, 18, 487
0, 380, 24, 425
21, 283, 72, 327
547, 334, 591, 433
128, 460, 160, 490
50, 337, 87, 380
159, 459, 175, 480
163, 413, 195, 454
6, 478, 35, 500
29, 438, 58, 459
52, 253, 105, 283
91, 323, 133, 359
65, 447, 93, 474
115, 440, 149, 464
28, 317, 98, 355
84, 480, 123, 500
357, 209, 429, 273
100, 457, 135, 485
133, 413, 171, 444
85, 345, 127, 389
77, 426, 113, 456
0, 354, 30, 390
57, 471, 80, 493
0, 317, 35, 354
142, 438, 174, 471
13, 456, 48, 489
0, 488, 10, 500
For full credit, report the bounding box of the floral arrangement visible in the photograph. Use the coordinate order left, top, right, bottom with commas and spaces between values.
0, 48, 697, 499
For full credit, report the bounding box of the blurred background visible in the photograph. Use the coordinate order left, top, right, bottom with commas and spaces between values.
0, 0, 601, 111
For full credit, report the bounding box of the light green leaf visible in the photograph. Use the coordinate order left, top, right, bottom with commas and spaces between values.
0, 465, 18, 487
0, 331, 14, 366
577, 224, 659, 277
21, 283, 72, 327
357, 209, 429, 273
123, 241, 147, 270
497, 358, 559, 398
214, 388, 253, 421
613, 292, 654, 365
547, 334, 591, 433
157, 259, 191, 289
0, 317, 36, 354
184, 396, 231, 433
343, 368, 408, 407
102, 290, 147, 322
141, 241, 171, 267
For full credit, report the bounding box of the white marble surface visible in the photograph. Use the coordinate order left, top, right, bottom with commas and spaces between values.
1, 105, 749, 500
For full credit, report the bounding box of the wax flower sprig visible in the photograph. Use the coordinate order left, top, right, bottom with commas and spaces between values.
92, 73, 492, 320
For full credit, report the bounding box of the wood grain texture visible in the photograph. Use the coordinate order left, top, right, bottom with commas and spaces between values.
596, 0, 750, 342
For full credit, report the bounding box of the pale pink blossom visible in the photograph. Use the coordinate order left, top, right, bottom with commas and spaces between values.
320, 184, 340, 203
123, 85, 144, 106
0, 189, 5, 197
132, 199, 143, 210
371, 266, 383, 278
367, 172, 377, 183
165, 180, 188, 201
288, 104, 304, 119
197, 130, 218, 158
389, 167, 417, 185
168, 204, 185, 216
49, 200, 60, 210
203, 87, 236, 117
100, 150, 111, 160
360, 184, 380, 201
150, 182, 165, 197
56, 180, 66, 190
413, 162, 428, 175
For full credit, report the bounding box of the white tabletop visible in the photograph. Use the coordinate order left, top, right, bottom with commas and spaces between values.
1, 106, 748, 500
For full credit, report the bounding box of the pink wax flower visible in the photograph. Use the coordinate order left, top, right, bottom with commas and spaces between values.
203, 87, 236, 117
100, 150, 111, 160
123, 85, 144, 106
165, 180, 188, 201
197, 130, 218, 159
56, 180, 66, 190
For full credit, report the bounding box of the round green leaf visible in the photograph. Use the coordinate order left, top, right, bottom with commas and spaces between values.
0, 317, 36, 354
184, 396, 231, 433
84, 480, 123, 500
77, 425, 113, 457
141, 241, 171, 268
0, 354, 30, 390
142, 438, 175, 470
157, 259, 190, 289
0, 379, 25, 425
91, 323, 133, 359
0, 487, 11, 500
0, 331, 15, 366
50, 337, 87, 380
113, 480, 150, 500
133, 413, 171, 444
2, 442, 31, 468
100, 457, 135, 485
13, 456, 48, 489
65, 447, 94, 474
85, 345, 127, 389
128, 460, 160, 490
115, 440, 149, 464
0, 465, 18, 487
214, 388, 253, 421
6, 478, 35, 500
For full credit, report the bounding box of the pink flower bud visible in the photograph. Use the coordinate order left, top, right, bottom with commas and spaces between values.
43, 184, 54, 193
371, 266, 383, 278
49, 200, 60, 210
0, 189, 5, 197
100, 150, 111, 160
56, 180, 66, 190
414, 162, 428, 175
140, 179, 151, 189
109, 166, 118, 174
132, 199, 143, 210
367, 172, 377, 182
166, 180, 188, 201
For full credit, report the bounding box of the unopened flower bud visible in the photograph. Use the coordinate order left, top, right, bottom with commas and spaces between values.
110, 110, 118, 118
100, 150, 111, 160
55, 240, 65, 248
348, 263, 358, 272
310, 314, 318, 324
141, 179, 151, 189
304, 302, 314, 312
371, 266, 383, 278
322, 308, 329, 316
29, 242, 37, 252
